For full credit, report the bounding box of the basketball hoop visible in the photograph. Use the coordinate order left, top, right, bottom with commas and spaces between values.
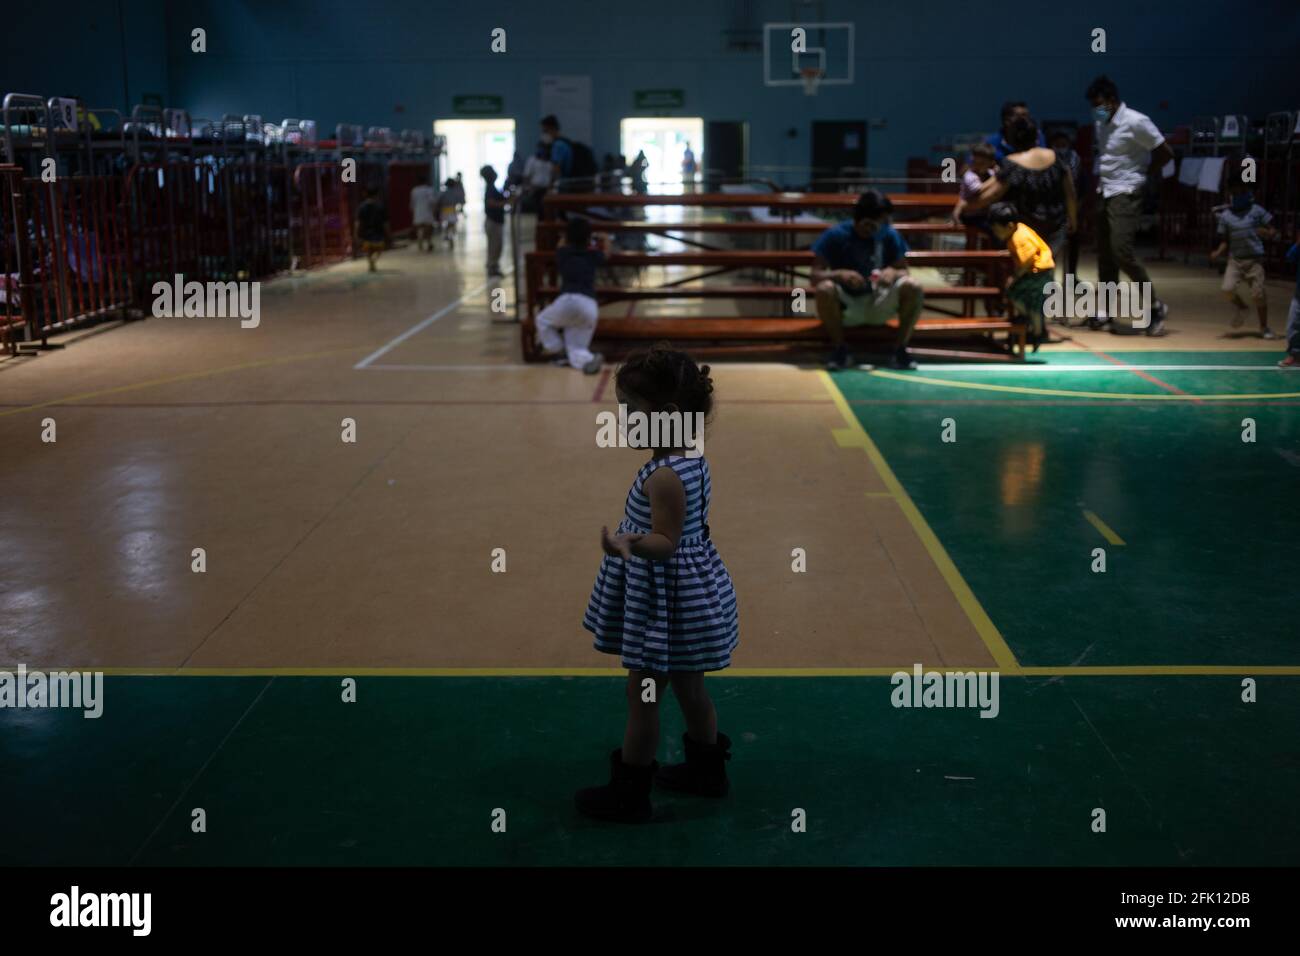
799, 67, 823, 97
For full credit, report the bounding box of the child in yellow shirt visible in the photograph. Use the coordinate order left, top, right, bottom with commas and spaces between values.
988, 202, 1054, 351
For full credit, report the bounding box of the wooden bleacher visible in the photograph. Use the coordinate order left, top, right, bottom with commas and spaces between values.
524, 191, 1022, 362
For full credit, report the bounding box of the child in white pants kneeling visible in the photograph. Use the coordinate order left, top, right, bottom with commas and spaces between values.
536, 217, 606, 374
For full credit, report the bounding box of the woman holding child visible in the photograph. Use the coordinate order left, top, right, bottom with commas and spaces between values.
967, 116, 1077, 314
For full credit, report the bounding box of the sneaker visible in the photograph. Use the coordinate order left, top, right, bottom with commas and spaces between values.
581, 353, 604, 374
1088, 314, 1111, 331
826, 344, 855, 370
1261, 328, 1277, 340
1279, 353, 1299, 369
890, 347, 919, 370
1144, 300, 1169, 335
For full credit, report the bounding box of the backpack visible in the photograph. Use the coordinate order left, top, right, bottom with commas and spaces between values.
560, 137, 598, 178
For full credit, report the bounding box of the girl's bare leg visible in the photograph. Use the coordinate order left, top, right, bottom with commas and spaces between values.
622, 670, 664, 765
669, 671, 717, 744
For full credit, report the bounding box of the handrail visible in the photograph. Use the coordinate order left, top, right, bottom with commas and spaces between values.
2, 93, 49, 163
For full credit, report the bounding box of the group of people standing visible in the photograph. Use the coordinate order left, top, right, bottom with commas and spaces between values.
811, 75, 1181, 371
954, 75, 1175, 336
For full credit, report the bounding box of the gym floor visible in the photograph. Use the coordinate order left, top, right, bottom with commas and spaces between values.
2, 225, 1297, 866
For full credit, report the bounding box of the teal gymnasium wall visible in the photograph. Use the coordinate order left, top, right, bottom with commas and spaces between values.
2, 0, 1297, 173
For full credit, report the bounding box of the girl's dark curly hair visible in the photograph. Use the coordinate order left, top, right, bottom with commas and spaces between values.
614, 341, 714, 418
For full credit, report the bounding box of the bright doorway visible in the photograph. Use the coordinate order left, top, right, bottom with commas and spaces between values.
433, 119, 516, 212
620, 117, 704, 192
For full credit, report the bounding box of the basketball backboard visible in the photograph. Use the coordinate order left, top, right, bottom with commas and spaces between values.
763, 22, 854, 88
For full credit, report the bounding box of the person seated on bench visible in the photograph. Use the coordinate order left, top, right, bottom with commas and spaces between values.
812, 189, 923, 370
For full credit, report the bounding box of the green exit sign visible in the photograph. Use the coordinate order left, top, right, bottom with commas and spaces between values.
634, 89, 685, 110
453, 95, 504, 115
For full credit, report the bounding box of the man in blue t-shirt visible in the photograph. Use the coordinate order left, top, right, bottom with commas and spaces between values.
541, 115, 572, 185
983, 101, 1047, 162
812, 189, 923, 370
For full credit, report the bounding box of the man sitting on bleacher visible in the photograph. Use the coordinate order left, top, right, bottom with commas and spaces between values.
812, 189, 923, 370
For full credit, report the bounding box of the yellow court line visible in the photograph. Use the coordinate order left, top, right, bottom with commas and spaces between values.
0, 344, 372, 419
817, 371, 1021, 673
1082, 509, 1126, 546
16, 665, 1300, 677
868, 369, 1300, 402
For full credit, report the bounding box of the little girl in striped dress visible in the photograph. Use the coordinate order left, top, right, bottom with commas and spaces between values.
577, 344, 739, 823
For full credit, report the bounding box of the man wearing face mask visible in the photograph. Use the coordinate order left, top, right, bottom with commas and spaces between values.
1087, 75, 1176, 335
812, 189, 924, 371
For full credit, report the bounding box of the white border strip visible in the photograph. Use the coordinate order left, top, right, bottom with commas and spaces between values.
353, 275, 501, 370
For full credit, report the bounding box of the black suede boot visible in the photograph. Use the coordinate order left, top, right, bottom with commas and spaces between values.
655, 732, 732, 797
575, 749, 656, 823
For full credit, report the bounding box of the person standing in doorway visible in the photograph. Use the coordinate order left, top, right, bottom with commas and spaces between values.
1087, 75, 1175, 335
681, 141, 698, 192
453, 172, 466, 215
481, 165, 509, 279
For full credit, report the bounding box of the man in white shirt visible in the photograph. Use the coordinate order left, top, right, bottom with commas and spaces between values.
409, 173, 436, 252
1087, 75, 1176, 335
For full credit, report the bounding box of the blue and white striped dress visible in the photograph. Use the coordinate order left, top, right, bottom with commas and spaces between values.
583, 455, 738, 672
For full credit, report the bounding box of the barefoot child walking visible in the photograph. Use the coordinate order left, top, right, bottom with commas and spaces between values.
578, 345, 739, 822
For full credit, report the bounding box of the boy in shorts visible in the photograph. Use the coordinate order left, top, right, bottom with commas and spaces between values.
1210, 185, 1278, 339
812, 189, 924, 370
988, 202, 1054, 351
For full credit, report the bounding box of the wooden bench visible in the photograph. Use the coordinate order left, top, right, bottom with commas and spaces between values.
532, 285, 1000, 303
540, 191, 957, 214
583, 315, 1027, 360
533, 219, 981, 250
525, 194, 1016, 362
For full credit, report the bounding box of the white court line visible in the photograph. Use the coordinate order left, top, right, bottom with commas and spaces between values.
353, 273, 509, 370
365, 363, 533, 372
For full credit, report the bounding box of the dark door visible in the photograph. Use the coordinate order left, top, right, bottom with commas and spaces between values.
705, 120, 748, 185
811, 120, 867, 180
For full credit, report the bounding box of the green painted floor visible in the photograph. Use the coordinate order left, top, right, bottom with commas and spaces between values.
3, 675, 1298, 866
4, 351, 1296, 866
834, 351, 1300, 667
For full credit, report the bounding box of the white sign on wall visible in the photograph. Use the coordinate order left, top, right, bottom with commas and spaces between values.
540, 75, 592, 146
55, 98, 78, 130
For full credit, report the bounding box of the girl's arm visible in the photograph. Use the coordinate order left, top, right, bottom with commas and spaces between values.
965, 174, 1007, 212
629, 466, 686, 561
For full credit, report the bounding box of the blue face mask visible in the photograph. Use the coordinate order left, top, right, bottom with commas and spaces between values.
1093, 105, 1112, 124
